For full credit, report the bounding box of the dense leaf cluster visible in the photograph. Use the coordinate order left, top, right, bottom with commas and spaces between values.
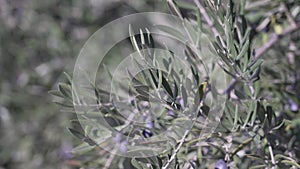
53, 0, 300, 168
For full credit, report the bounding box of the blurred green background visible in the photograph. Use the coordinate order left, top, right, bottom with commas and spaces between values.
0, 0, 165, 168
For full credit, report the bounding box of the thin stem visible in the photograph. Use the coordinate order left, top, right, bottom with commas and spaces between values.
162, 129, 190, 169
223, 23, 300, 94
253, 23, 300, 63
229, 137, 253, 158
193, 0, 226, 48
223, 78, 239, 95
103, 146, 118, 169
162, 116, 200, 169
268, 142, 276, 169
166, 0, 209, 76
245, 0, 270, 10
281, 3, 297, 27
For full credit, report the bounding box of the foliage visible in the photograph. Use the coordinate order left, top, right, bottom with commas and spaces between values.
52, 0, 300, 169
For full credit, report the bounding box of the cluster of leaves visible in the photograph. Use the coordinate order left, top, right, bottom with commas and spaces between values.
53, 0, 300, 168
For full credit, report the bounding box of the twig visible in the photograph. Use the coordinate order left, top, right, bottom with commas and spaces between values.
229, 137, 253, 158
223, 23, 300, 94
102, 105, 138, 169
268, 142, 276, 169
167, 0, 210, 76
281, 3, 297, 27
245, 0, 270, 10
223, 78, 239, 95
162, 129, 190, 169
253, 23, 300, 63
193, 0, 226, 47
103, 146, 119, 169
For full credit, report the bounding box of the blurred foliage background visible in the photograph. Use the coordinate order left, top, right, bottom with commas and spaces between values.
1, 0, 300, 169
0, 0, 165, 168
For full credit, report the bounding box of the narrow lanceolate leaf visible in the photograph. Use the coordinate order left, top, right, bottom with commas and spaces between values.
233, 104, 239, 128
103, 64, 113, 80
243, 84, 252, 98
49, 90, 63, 98
225, 101, 235, 126
275, 154, 300, 168
186, 44, 209, 74
181, 85, 188, 107
254, 81, 261, 98
131, 158, 143, 169
71, 143, 94, 155
53, 101, 73, 108
127, 69, 143, 86
240, 0, 246, 15
156, 25, 185, 41
63, 72, 73, 84
167, 57, 173, 78
166, 0, 183, 19
197, 8, 202, 32
242, 52, 249, 72
135, 85, 150, 99
133, 58, 148, 84
241, 28, 251, 45
225, 18, 233, 55
266, 106, 274, 125
176, 0, 197, 10
212, 42, 232, 67
225, 18, 237, 58
249, 59, 263, 72
157, 69, 163, 93
131, 158, 150, 169
191, 66, 199, 85
246, 154, 265, 162
185, 44, 198, 60
184, 18, 197, 43
145, 28, 155, 49
250, 100, 258, 126
236, 39, 249, 60
256, 101, 265, 123
248, 66, 260, 82
201, 104, 210, 116
159, 70, 173, 97
195, 82, 208, 107
69, 128, 85, 140
173, 80, 178, 99
58, 83, 72, 98
139, 29, 145, 45
271, 119, 285, 131
149, 69, 158, 88
129, 24, 141, 55
205, 7, 223, 33
243, 100, 255, 128
281, 160, 300, 168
